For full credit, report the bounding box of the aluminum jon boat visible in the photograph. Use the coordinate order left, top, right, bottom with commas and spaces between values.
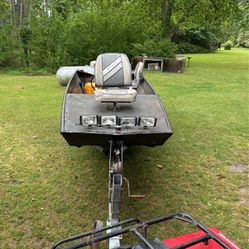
60, 53, 173, 149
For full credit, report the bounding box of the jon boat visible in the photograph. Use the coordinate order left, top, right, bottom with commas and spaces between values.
60, 53, 173, 149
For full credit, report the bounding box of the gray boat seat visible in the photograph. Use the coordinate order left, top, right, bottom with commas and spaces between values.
95, 53, 137, 103
132, 62, 144, 88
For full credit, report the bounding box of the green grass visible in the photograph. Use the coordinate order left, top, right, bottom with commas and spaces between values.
0, 48, 248, 248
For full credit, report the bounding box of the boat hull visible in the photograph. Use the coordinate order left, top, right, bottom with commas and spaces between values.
60, 71, 173, 148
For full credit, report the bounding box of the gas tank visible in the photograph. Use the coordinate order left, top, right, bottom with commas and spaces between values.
56, 66, 94, 86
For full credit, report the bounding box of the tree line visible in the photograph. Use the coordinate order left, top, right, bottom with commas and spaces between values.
0, 0, 248, 71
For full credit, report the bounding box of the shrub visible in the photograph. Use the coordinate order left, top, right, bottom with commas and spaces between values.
172, 27, 221, 51
224, 40, 232, 50
177, 42, 209, 54
30, 15, 67, 69
237, 30, 249, 48
65, 5, 150, 65
131, 39, 178, 58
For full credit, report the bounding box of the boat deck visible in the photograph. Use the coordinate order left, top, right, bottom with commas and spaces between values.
63, 94, 170, 134
61, 94, 173, 147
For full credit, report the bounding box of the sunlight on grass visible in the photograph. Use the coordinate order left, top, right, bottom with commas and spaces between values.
0, 49, 248, 248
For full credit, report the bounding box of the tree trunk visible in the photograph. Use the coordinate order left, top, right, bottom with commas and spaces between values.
10, 0, 16, 26
161, 0, 173, 40
20, 0, 23, 26
29, 0, 32, 24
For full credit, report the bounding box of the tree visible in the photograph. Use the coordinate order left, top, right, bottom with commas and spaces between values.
0, 0, 10, 26
0, 0, 246, 69
65, 1, 151, 65
20, 26, 31, 66
159, 0, 240, 40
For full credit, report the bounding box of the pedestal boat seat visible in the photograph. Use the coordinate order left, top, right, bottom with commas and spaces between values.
94, 53, 137, 103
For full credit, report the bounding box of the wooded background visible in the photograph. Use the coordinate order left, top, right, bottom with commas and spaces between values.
0, 0, 248, 70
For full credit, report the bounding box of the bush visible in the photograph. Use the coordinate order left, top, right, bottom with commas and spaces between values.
224, 40, 232, 50
131, 39, 178, 58
65, 5, 150, 65
177, 42, 209, 54
30, 14, 67, 69
237, 30, 249, 48
172, 27, 221, 51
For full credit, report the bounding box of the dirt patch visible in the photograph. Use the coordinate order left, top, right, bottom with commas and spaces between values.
16, 85, 25, 89
238, 186, 249, 206
229, 164, 247, 173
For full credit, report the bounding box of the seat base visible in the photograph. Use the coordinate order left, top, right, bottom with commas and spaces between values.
95, 88, 137, 103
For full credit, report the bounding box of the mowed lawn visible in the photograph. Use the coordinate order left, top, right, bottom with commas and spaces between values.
0, 49, 248, 248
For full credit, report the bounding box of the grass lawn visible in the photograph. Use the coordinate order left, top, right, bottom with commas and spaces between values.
0, 49, 248, 248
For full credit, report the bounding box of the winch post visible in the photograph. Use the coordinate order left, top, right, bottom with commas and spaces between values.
108, 140, 123, 249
